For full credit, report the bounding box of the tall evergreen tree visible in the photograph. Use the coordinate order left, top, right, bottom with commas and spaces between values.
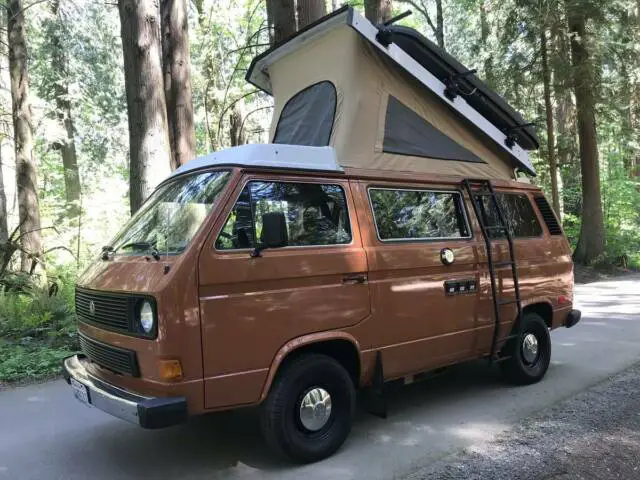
297, 0, 327, 29
566, 0, 605, 264
540, 26, 560, 216
49, 0, 81, 218
7, 0, 44, 272
267, 0, 297, 44
161, 0, 196, 170
118, 0, 172, 213
365, 0, 392, 25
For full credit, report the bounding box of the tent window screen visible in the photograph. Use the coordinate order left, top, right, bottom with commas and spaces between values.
369, 188, 470, 241
383, 96, 484, 163
273, 81, 336, 146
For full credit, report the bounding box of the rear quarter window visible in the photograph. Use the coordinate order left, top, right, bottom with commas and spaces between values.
476, 193, 543, 238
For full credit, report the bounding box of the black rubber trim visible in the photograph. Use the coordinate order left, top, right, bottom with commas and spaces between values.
137, 397, 188, 429
565, 309, 581, 328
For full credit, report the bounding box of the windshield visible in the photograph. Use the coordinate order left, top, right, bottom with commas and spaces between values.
110, 170, 231, 256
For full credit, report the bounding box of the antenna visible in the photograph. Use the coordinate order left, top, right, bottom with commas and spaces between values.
375, 10, 412, 47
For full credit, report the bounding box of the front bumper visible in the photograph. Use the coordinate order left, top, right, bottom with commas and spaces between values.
62, 354, 187, 429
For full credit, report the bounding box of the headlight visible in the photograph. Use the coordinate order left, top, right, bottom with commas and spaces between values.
139, 301, 154, 334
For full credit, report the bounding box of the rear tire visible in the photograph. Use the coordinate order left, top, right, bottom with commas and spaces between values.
260, 353, 356, 463
500, 312, 551, 385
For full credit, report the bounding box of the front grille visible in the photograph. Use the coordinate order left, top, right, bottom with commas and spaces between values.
80, 333, 140, 377
76, 288, 131, 332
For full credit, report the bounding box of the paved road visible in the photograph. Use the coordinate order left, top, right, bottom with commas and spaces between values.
1, 275, 639, 480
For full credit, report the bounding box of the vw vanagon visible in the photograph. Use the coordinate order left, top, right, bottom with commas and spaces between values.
63, 7, 581, 463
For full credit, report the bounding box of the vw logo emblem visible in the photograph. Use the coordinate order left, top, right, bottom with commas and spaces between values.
89, 301, 96, 316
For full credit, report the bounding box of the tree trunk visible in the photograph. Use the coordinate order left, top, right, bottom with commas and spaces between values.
267, 0, 297, 45
365, 0, 392, 24
552, 19, 576, 216
297, 0, 327, 30
480, 2, 494, 88
161, 0, 196, 170
0, 9, 8, 245
566, 4, 605, 264
435, 0, 444, 49
540, 28, 560, 217
0, 146, 8, 245
8, 0, 44, 272
118, 0, 172, 214
229, 105, 246, 147
51, 0, 81, 218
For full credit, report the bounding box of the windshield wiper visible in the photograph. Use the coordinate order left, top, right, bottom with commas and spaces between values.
118, 241, 161, 261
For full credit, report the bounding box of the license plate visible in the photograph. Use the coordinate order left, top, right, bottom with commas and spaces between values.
71, 378, 90, 405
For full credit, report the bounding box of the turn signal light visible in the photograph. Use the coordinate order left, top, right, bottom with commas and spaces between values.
159, 359, 183, 381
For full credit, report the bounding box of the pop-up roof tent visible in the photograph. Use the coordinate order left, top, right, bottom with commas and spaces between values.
246, 6, 538, 179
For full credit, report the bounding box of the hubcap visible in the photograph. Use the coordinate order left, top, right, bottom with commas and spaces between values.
299, 387, 332, 432
522, 333, 539, 364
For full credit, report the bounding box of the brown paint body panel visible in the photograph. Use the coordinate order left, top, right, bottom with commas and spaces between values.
75, 167, 574, 416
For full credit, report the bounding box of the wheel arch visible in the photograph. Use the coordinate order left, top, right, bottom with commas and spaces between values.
258, 332, 362, 402
522, 301, 553, 328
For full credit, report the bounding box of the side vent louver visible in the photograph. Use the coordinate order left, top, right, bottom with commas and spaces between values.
533, 195, 562, 235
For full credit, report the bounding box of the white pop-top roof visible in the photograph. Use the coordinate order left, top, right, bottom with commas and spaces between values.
170, 143, 343, 177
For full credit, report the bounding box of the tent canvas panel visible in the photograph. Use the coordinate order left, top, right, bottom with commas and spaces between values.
266, 23, 517, 179
383, 95, 484, 164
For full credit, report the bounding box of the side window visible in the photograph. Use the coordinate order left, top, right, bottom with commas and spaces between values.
215, 186, 254, 250
476, 193, 542, 238
215, 181, 352, 250
369, 188, 470, 241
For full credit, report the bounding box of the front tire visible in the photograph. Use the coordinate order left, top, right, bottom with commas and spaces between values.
500, 312, 551, 385
260, 353, 356, 463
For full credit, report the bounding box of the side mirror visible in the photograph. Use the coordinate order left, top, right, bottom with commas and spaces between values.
251, 212, 288, 257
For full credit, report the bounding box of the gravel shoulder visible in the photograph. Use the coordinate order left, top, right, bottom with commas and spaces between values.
404, 362, 640, 480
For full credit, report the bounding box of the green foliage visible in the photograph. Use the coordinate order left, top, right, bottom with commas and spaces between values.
0, 267, 78, 383
0, 343, 74, 383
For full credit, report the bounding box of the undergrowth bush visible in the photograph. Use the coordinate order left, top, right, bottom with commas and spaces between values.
0, 266, 78, 384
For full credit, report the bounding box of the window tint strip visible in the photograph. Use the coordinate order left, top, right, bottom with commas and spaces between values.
533, 195, 563, 235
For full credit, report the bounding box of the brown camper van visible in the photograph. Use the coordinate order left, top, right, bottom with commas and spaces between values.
63, 7, 581, 463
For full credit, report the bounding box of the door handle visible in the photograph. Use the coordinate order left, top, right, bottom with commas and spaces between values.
342, 274, 368, 285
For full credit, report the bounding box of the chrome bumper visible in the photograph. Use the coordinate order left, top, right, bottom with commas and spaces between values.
62, 354, 187, 429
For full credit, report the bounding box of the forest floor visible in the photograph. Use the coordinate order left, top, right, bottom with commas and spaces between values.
404, 361, 640, 480
573, 264, 638, 284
